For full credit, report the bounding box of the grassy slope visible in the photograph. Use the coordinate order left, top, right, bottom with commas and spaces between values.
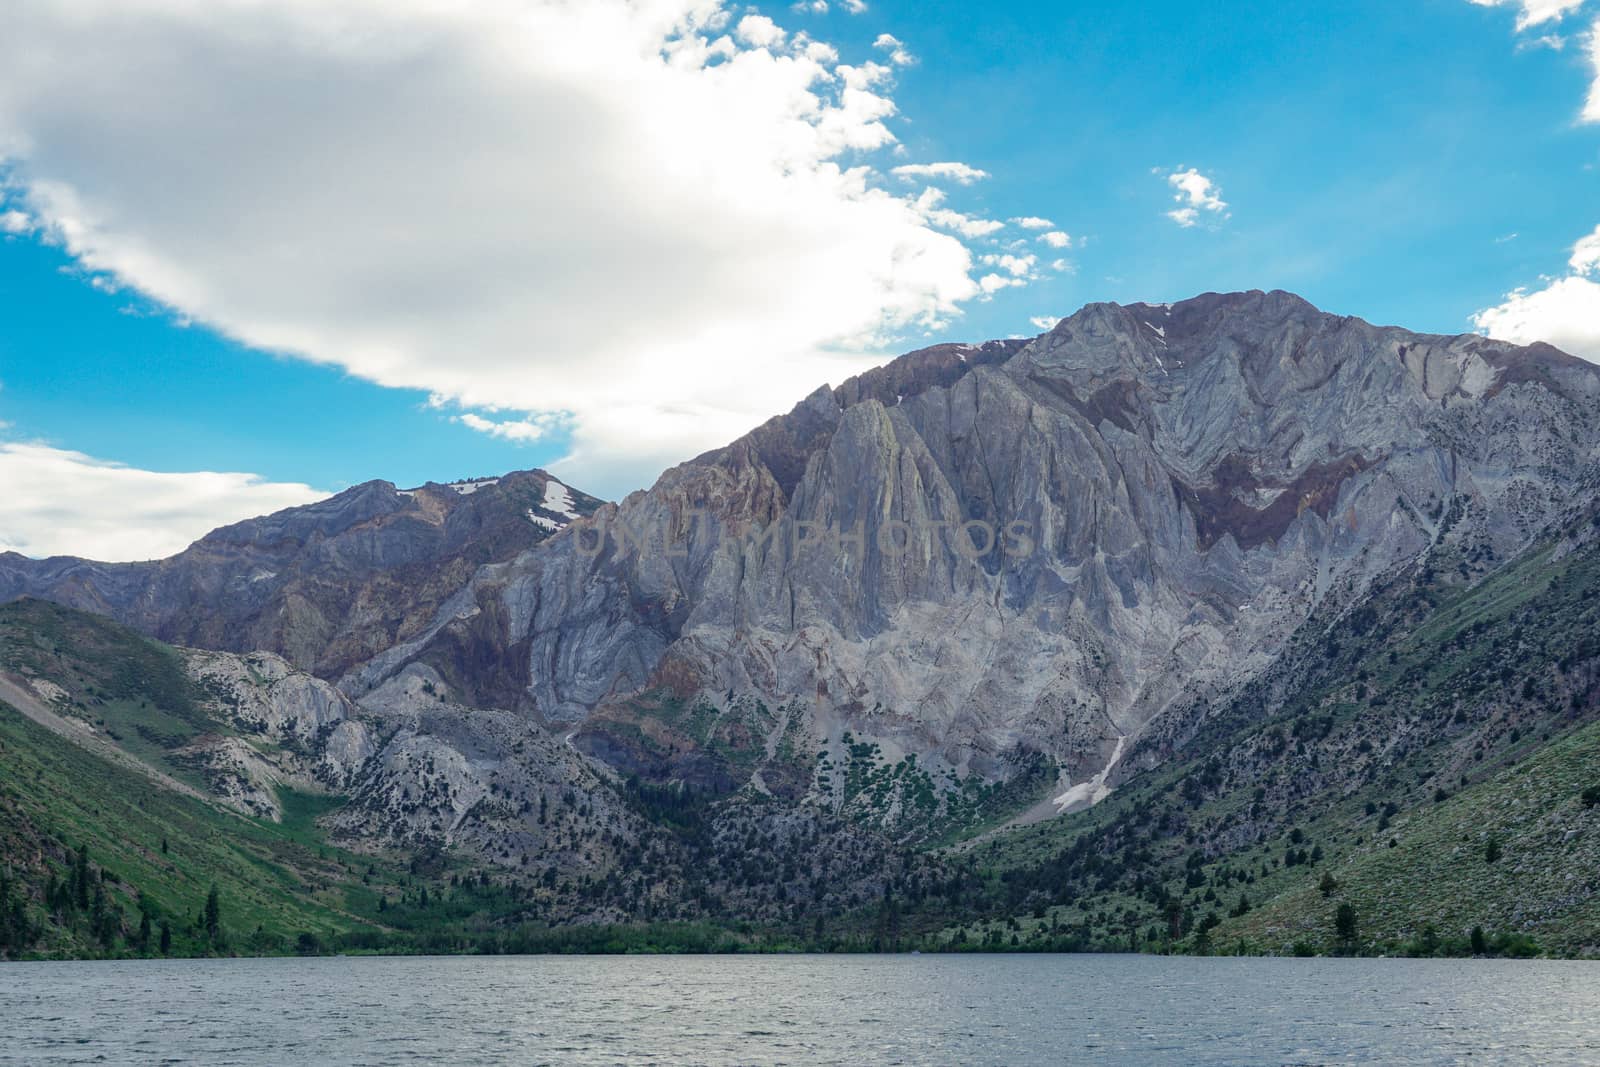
0, 598, 216, 785
1221, 716, 1600, 955
1201, 525, 1600, 956
0, 699, 382, 957
0, 599, 375, 956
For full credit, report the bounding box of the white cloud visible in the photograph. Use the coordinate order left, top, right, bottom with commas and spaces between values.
842, 0, 867, 12
872, 33, 914, 66
1469, 0, 1586, 30
0, 442, 325, 561
0, 1, 1046, 498
910, 187, 1006, 238
890, 161, 988, 184
1562, 225, 1600, 276
1586, 21, 1600, 122
1473, 276, 1600, 360
1048, 258, 1072, 273
977, 273, 1024, 295
940, 216, 1006, 238
979, 252, 1036, 277
1029, 315, 1059, 330
1472, 223, 1600, 361
793, 34, 838, 64
1163, 166, 1229, 228
1571, 223, 1600, 272
455, 412, 566, 443
1010, 216, 1054, 229
1470, 2, 1598, 119
1038, 230, 1072, 248
735, 14, 784, 49
0, 209, 30, 234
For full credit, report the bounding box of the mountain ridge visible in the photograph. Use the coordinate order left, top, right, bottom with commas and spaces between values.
0, 468, 604, 679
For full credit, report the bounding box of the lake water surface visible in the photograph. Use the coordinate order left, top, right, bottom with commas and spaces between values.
2, 953, 1598, 1065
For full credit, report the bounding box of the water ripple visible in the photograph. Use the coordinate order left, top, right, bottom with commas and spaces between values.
1, 955, 1598, 1065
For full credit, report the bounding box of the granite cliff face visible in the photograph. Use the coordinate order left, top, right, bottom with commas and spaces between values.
325, 291, 1600, 828
6, 292, 1600, 842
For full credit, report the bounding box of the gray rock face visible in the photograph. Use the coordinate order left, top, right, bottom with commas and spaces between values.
341, 292, 1600, 809
185, 648, 375, 792
176, 647, 373, 819
177, 647, 623, 864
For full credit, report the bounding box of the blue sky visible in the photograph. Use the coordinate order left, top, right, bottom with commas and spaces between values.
1, 0, 1597, 559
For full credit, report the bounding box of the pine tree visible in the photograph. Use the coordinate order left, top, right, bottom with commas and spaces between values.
203, 885, 221, 940
1335, 903, 1358, 944
159, 921, 172, 955
73, 845, 91, 911
0, 871, 20, 955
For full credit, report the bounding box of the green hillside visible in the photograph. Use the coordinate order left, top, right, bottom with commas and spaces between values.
1219, 715, 1600, 956
0, 597, 214, 784
0, 699, 379, 958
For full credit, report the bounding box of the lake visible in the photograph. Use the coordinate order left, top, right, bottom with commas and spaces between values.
2, 954, 1598, 1065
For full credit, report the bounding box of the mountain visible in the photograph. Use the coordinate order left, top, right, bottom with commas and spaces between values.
320, 290, 1600, 830
0, 469, 603, 679
4, 290, 1599, 959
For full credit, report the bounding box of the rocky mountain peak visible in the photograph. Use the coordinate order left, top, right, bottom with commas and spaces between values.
278, 294, 1589, 826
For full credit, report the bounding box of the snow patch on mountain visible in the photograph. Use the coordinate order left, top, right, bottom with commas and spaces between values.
541, 479, 578, 518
